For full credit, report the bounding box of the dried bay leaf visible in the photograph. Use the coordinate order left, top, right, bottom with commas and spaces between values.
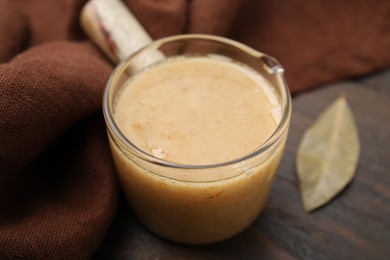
297, 96, 360, 212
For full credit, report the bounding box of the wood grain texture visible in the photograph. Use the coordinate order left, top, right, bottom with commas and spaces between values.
94, 70, 390, 260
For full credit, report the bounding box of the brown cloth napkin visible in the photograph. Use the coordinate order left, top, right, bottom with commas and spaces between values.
1, 0, 389, 258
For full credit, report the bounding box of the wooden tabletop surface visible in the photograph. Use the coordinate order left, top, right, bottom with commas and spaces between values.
94, 70, 390, 260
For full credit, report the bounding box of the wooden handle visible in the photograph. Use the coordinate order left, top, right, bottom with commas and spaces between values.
80, 0, 162, 65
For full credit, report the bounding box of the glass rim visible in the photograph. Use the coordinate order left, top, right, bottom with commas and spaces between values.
103, 34, 292, 170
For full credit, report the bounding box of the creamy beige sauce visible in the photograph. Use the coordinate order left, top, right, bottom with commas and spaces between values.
114, 56, 280, 165
110, 56, 286, 244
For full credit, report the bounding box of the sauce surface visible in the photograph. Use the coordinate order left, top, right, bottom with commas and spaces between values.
114, 56, 280, 165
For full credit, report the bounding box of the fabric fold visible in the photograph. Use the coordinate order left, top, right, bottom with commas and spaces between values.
0, 41, 117, 258
0, 0, 29, 63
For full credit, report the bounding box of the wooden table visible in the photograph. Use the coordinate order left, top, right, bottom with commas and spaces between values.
94, 70, 390, 259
